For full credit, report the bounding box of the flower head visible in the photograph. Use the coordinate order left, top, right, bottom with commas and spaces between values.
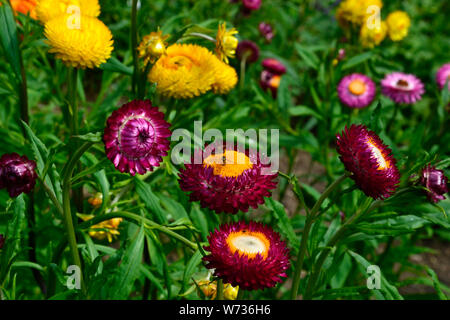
9, 0, 37, 19
260, 70, 281, 98
44, 14, 113, 69
103, 100, 171, 176
196, 279, 239, 300
80, 214, 123, 243
386, 11, 411, 41
203, 221, 290, 291
242, 0, 261, 12
262, 58, 286, 75
258, 22, 274, 42
88, 192, 103, 208
179, 143, 278, 214
420, 165, 448, 203
360, 20, 387, 48
381, 72, 425, 104
236, 40, 260, 64
336, 0, 383, 27
211, 59, 238, 94
436, 63, 450, 91
336, 124, 400, 199
138, 29, 169, 65
215, 22, 238, 64
0, 153, 37, 198
36, 0, 100, 24
337, 73, 376, 109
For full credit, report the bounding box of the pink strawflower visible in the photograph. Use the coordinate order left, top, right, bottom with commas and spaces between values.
337, 73, 376, 109
381, 72, 425, 104
436, 63, 450, 90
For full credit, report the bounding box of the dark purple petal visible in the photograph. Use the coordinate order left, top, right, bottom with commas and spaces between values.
0, 153, 37, 197
420, 165, 448, 203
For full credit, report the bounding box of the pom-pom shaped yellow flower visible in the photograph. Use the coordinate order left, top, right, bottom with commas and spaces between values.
336, 0, 383, 27
149, 44, 237, 99
138, 29, 170, 65
80, 214, 123, 243
36, 0, 100, 24
215, 22, 238, 64
386, 11, 411, 41
360, 20, 387, 48
44, 14, 114, 69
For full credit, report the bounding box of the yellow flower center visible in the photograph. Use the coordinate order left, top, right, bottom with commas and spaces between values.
366, 138, 390, 170
226, 230, 270, 260
203, 150, 253, 178
348, 79, 366, 95
163, 55, 194, 70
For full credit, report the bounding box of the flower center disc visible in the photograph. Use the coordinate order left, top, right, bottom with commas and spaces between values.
396, 79, 410, 89
348, 79, 366, 96
226, 231, 270, 260
203, 150, 253, 178
269, 75, 281, 89
119, 117, 156, 158
366, 139, 389, 170
164, 55, 194, 70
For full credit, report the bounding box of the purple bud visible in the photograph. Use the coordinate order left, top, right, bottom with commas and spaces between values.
0, 234, 4, 249
262, 58, 286, 75
242, 0, 262, 11
420, 165, 448, 203
339, 211, 345, 222
236, 40, 260, 64
0, 153, 37, 198
258, 22, 274, 42
260, 70, 280, 98
338, 48, 346, 61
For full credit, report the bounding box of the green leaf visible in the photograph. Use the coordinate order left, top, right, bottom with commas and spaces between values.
135, 178, 168, 224
288, 105, 323, 120
181, 250, 203, 295
265, 198, 298, 253
425, 267, 448, 300
342, 52, 373, 71
0, 3, 21, 81
100, 56, 133, 75
294, 43, 319, 70
73, 131, 102, 142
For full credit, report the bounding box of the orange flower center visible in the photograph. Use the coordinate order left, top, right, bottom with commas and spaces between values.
348, 79, 366, 96
226, 230, 270, 260
269, 75, 281, 89
163, 54, 194, 71
203, 150, 253, 178
366, 138, 390, 170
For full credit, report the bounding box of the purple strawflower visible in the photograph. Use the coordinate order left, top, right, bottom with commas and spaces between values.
260, 70, 281, 98
420, 165, 448, 203
103, 99, 172, 176
0, 153, 37, 197
242, 0, 261, 11
236, 40, 260, 64
258, 22, 274, 42
262, 58, 286, 75
337, 73, 376, 109
381, 72, 425, 104
0, 234, 4, 249
436, 63, 450, 90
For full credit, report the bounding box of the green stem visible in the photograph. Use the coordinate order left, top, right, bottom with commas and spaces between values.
61, 142, 93, 296
239, 52, 249, 92
67, 67, 78, 137
387, 103, 399, 132
289, 173, 348, 300
216, 279, 224, 300
19, 48, 29, 125
185, 32, 216, 42
303, 199, 382, 299
131, 0, 139, 97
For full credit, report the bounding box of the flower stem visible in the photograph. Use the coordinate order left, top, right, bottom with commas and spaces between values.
67, 67, 78, 137
216, 279, 224, 300
289, 173, 349, 299
131, 0, 140, 97
61, 142, 94, 296
303, 198, 382, 299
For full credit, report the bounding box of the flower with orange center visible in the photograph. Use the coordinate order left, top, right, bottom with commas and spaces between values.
337, 73, 376, 108
336, 124, 400, 199
179, 143, 277, 214
203, 221, 290, 291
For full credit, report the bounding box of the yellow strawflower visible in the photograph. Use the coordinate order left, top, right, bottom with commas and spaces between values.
215, 22, 238, 64
138, 29, 170, 65
80, 214, 123, 243
386, 11, 411, 41
149, 43, 237, 99
336, 0, 383, 27
360, 20, 387, 48
36, 0, 100, 24
44, 14, 114, 69
197, 280, 239, 300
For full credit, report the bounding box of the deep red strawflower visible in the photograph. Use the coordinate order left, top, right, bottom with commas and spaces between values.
0, 153, 37, 197
262, 58, 286, 75
0, 234, 5, 250
336, 124, 400, 199
258, 22, 274, 42
103, 99, 171, 176
236, 40, 260, 64
203, 221, 290, 291
178, 143, 278, 214
260, 70, 281, 98
420, 165, 448, 203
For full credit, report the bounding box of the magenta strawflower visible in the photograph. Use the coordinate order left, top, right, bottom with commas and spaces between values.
178, 143, 277, 214
203, 221, 290, 291
436, 63, 450, 90
381, 72, 425, 104
337, 73, 376, 109
242, 0, 261, 11
236, 40, 260, 64
262, 58, 286, 75
103, 99, 171, 176
336, 124, 400, 199
260, 70, 281, 98
0, 153, 37, 197
420, 165, 448, 203
258, 22, 274, 42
